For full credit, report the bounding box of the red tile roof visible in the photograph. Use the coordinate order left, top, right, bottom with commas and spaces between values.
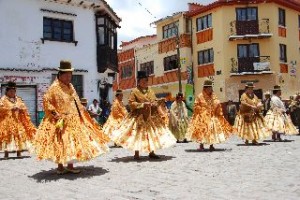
185, 0, 300, 17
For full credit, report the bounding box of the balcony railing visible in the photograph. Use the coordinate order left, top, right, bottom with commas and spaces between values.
230, 56, 273, 74
97, 45, 118, 73
229, 19, 272, 40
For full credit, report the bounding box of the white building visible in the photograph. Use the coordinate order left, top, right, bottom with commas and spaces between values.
0, 0, 121, 124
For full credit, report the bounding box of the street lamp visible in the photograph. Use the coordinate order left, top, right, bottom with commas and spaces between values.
175, 25, 182, 94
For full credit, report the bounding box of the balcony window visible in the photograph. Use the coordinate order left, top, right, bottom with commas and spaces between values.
96, 15, 117, 50
238, 44, 259, 58
96, 14, 118, 73
196, 14, 212, 31
236, 8, 257, 21
279, 44, 287, 63
235, 7, 258, 35
164, 55, 178, 71
140, 61, 154, 75
237, 44, 260, 72
279, 8, 286, 27
43, 17, 74, 42
198, 48, 214, 65
163, 21, 179, 39
121, 66, 133, 79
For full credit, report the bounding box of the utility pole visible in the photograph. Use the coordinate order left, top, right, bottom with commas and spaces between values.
175, 25, 182, 94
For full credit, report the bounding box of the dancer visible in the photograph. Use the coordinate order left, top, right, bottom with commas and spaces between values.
234, 82, 270, 144
31, 60, 109, 174
186, 79, 234, 150
169, 93, 189, 142
102, 89, 127, 146
0, 81, 36, 159
265, 85, 298, 141
111, 71, 176, 159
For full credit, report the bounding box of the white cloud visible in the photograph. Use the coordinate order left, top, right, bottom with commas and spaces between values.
105, 0, 215, 46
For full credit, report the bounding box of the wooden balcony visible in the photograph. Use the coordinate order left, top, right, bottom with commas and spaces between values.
97, 45, 118, 73
230, 56, 274, 75
229, 19, 273, 41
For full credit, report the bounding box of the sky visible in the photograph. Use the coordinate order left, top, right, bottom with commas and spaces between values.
105, 0, 215, 47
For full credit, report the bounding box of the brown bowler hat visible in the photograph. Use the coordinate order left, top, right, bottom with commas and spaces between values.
80, 98, 88, 104
245, 82, 255, 88
58, 60, 74, 72
273, 85, 281, 91
203, 79, 213, 87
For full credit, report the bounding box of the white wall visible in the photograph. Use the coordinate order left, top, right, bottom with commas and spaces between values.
0, 0, 109, 106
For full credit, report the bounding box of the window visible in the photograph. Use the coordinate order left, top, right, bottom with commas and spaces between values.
196, 14, 212, 31
51, 74, 83, 98
96, 15, 117, 50
279, 8, 286, 26
164, 55, 178, 71
140, 61, 154, 75
198, 48, 214, 65
237, 44, 259, 58
163, 21, 179, 39
121, 66, 133, 79
236, 7, 257, 21
279, 44, 287, 62
43, 17, 74, 42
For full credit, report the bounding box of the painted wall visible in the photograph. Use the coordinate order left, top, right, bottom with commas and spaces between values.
191, 2, 300, 102
0, 0, 113, 111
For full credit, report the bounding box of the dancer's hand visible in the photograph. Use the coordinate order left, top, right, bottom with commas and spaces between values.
144, 102, 151, 108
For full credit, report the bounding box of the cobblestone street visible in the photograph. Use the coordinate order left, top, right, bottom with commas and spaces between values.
1, 135, 300, 200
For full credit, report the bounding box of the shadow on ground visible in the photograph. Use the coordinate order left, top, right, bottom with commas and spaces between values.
185, 148, 232, 153
237, 143, 270, 146
263, 139, 294, 143
28, 166, 109, 182
110, 155, 175, 163
0, 156, 31, 161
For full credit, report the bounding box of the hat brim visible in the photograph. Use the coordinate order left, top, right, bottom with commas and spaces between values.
245, 86, 255, 88
58, 68, 74, 72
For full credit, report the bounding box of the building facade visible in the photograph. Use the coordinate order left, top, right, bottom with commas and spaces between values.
188, 0, 300, 102
115, 13, 192, 108
0, 0, 120, 124
116, 0, 300, 110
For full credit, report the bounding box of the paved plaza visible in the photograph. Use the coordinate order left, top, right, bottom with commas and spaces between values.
1, 135, 300, 200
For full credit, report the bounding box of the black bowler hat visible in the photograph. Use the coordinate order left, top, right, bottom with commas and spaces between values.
116, 89, 123, 95
7, 81, 16, 89
176, 92, 184, 99
137, 71, 148, 80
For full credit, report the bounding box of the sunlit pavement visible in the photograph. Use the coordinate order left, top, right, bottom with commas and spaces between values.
0, 135, 300, 200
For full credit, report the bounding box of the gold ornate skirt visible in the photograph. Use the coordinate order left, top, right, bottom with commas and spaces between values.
0, 118, 36, 151
234, 114, 271, 141
102, 116, 122, 137
110, 114, 176, 153
169, 119, 188, 141
186, 116, 234, 144
30, 115, 109, 164
265, 111, 298, 135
